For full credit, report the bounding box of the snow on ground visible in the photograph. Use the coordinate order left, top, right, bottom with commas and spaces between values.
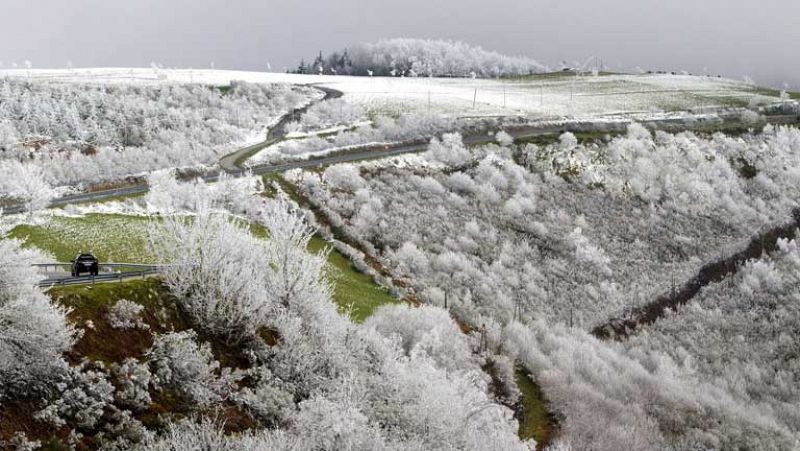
1, 68, 779, 119
284, 121, 372, 139
247, 139, 398, 166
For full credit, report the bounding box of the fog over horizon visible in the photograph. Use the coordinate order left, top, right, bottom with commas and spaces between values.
2, 0, 798, 90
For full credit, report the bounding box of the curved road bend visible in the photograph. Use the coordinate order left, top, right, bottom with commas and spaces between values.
218, 85, 344, 171
4, 103, 797, 216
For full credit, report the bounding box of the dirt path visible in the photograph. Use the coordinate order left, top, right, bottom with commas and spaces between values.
593, 208, 800, 340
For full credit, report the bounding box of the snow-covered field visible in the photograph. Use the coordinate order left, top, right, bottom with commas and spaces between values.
1, 67, 780, 119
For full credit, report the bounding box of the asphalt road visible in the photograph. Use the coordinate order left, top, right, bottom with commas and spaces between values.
3, 93, 797, 216
0, 126, 562, 216
218, 85, 344, 171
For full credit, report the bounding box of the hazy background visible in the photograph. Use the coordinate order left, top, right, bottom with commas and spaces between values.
2, 0, 797, 89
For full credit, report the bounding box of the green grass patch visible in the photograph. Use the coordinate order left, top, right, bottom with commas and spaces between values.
515, 369, 556, 446
215, 85, 233, 96
307, 236, 397, 322
232, 137, 278, 168
9, 214, 154, 263
14, 212, 395, 322
250, 215, 397, 322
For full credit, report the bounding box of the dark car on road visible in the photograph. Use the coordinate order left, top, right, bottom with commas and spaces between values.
71, 253, 99, 277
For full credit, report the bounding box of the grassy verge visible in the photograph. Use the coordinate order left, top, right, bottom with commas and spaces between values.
9, 214, 154, 263
12, 212, 395, 322
307, 236, 397, 322
516, 369, 556, 447
232, 138, 279, 168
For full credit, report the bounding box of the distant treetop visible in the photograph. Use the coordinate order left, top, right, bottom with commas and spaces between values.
292, 38, 545, 78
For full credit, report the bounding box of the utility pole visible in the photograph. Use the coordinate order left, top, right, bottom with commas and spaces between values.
480, 324, 487, 354
473, 88, 477, 108
569, 305, 574, 328
540, 82, 543, 106
671, 271, 676, 299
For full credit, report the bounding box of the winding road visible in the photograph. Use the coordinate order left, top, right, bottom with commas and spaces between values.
0, 116, 600, 215
218, 85, 344, 171
3, 84, 797, 217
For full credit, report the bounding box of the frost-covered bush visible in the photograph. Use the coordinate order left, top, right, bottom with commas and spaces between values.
0, 79, 317, 189
107, 299, 149, 330
145, 170, 262, 215
137, 418, 237, 451
146, 331, 235, 407
232, 366, 296, 426
487, 354, 521, 406
0, 238, 75, 396
0, 160, 56, 214
36, 362, 115, 429
425, 133, 473, 168
2, 433, 41, 451
150, 211, 274, 342
496, 130, 515, 147
322, 164, 366, 192
292, 98, 365, 132
111, 358, 152, 410
365, 304, 478, 373
95, 409, 151, 451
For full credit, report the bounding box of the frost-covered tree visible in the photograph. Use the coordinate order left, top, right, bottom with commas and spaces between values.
296, 38, 545, 77
147, 331, 236, 406
425, 133, 473, 168
0, 79, 319, 189
0, 237, 75, 396
0, 160, 56, 214
364, 304, 477, 373
150, 209, 272, 343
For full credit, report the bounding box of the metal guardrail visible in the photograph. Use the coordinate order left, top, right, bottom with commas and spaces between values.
32, 262, 162, 288
37, 269, 158, 288
31, 262, 159, 269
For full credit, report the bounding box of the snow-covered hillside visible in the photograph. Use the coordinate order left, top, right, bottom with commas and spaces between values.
285, 124, 800, 449
1, 67, 781, 119
0, 78, 319, 191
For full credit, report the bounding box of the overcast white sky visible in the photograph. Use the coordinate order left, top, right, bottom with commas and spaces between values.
2, 0, 798, 89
